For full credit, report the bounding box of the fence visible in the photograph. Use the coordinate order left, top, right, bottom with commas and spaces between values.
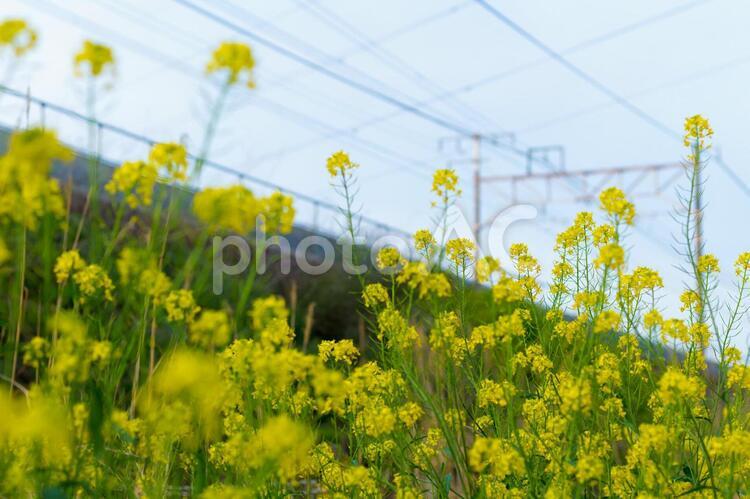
0, 84, 410, 245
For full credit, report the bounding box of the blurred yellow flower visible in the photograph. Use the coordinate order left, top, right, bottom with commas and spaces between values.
476, 255, 499, 283
189, 310, 231, 350
149, 142, 188, 181
0, 128, 73, 230
74, 40, 115, 77
54, 249, 85, 284
413, 228, 435, 252
193, 184, 260, 234
446, 237, 475, 267
595, 243, 624, 270
105, 160, 158, 208
249, 295, 289, 331
260, 191, 295, 234
206, 41, 255, 87
0, 18, 37, 56
73, 264, 115, 302
164, 289, 200, 324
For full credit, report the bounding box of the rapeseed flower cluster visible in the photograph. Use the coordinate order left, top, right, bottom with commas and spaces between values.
3, 22, 750, 497
73, 39, 115, 77
206, 41, 256, 87
0, 18, 36, 56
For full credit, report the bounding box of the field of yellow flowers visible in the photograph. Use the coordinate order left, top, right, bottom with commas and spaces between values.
2, 17, 750, 499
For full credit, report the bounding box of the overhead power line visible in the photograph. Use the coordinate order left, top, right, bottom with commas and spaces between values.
0, 83, 410, 237
172, 0, 569, 174
291, 0, 500, 132
23, 0, 436, 178
472, 0, 750, 201
172, 0, 474, 137
472, 0, 680, 141
249, 1, 708, 165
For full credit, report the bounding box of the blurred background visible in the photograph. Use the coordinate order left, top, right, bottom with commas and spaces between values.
2, 0, 749, 344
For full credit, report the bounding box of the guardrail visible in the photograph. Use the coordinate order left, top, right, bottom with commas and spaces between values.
0, 84, 411, 245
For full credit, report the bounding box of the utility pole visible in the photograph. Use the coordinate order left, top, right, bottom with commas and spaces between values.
475, 161, 684, 234
437, 132, 518, 252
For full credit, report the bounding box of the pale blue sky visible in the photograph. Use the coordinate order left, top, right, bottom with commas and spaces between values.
2, 0, 750, 345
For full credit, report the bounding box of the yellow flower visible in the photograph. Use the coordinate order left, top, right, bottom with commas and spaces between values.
249, 295, 289, 331
697, 253, 720, 274
599, 186, 635, 225
468, 438, 523, 479
431, 168, 460, 202
90, 340, 112, 363
618, 266, 663, 304
149, 142, 188, 181
397, 402, 423, 427
260, 191, 295, 234
376, 247, 402, 269
74, 40, 115, 77
728, 364, 750, 391
429, 311, 464, 360
362, 283, 389, 308
477, 379, 516, 408
105, 160, 158, 208
492, 276, 525, 304
679, 289, 702, 315
54, 249, 86, 283
318, 339, 359, 365
656, 367, 703, 406
509, 243, 541, 276
193, 185, 260, 234
592, 223, 616, 247
138, 267, 172, 306
0, 18, 37, 56
258, 319, 295, 350
164, 289, 200, 324
595, 243, 624, 270
143, 349, 227, 445
424, 272, 452, 298
476, 255, 499, 283
326, 150, 358, 178
683, 114, 713, 148
73, 264, 115, 302
206, 41, 255, 87
414, 229, 435, 252
643, 309, 663, 330
735, 252, 750, 278
377, 307, 420, 352
446, 237, 475, 267
594, 310, 621, 333
23, 336, 49, 369
0, 128, 74, 230
513, 344, 552, 374
189, 310, 231, 349
558, 372, 592, 416
358, 405, 396, 437
245, 415, 314, 481
48, 310, 93, 385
